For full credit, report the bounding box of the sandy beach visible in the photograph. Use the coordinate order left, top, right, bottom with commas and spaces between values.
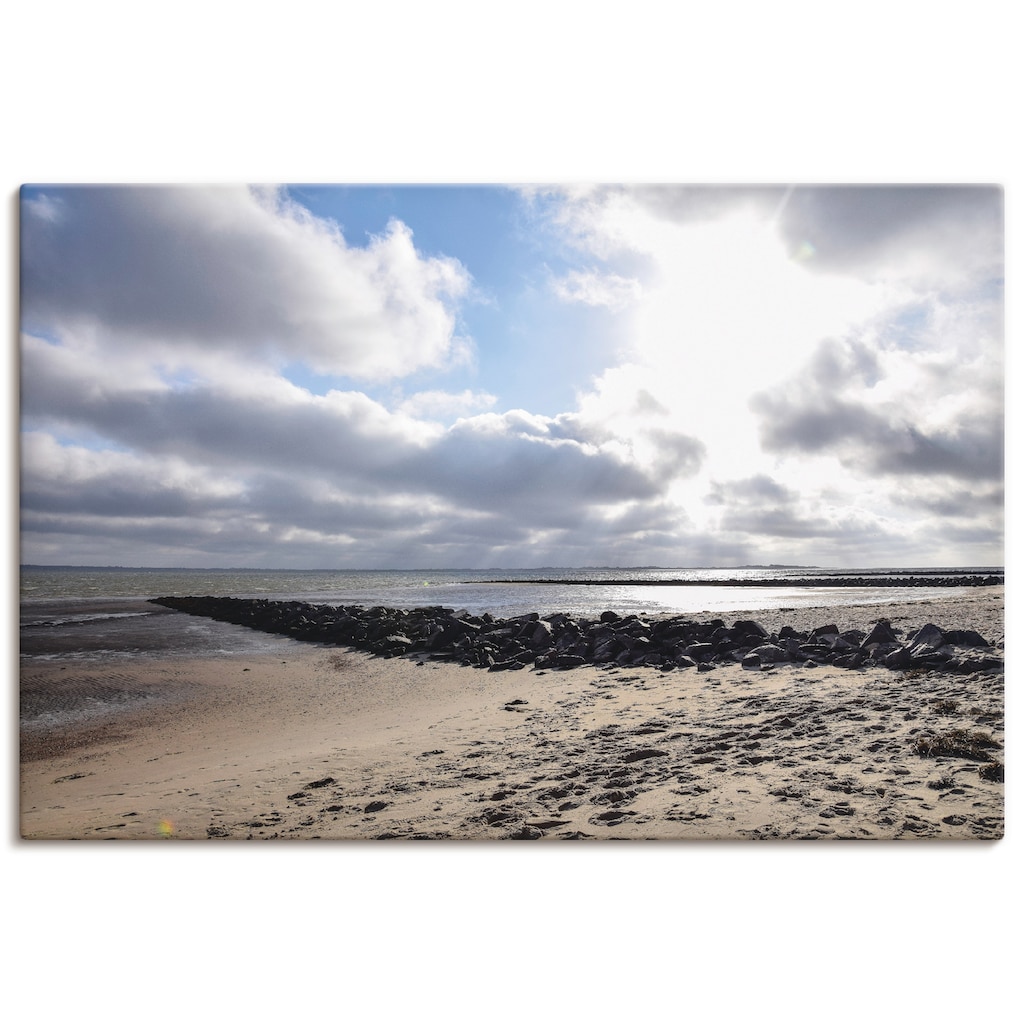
20, 588, 1004, 840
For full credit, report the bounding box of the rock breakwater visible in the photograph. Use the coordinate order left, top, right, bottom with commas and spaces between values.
149, 596, 1002, 675
480, 573, 1003, 587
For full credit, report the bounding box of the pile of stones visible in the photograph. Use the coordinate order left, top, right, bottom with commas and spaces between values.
149, 596, 1000, 674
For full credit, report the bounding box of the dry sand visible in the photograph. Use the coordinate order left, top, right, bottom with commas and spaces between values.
20, 588, 1004, 840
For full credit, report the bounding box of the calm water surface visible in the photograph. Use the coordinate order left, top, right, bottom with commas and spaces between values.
20, 565, 999, 663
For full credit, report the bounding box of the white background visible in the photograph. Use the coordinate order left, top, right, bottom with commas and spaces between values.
3, 3, 1018, 1020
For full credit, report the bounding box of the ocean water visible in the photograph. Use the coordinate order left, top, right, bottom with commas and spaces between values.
20, 565, 1002, 663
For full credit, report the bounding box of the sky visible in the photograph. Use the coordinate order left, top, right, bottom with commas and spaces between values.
19, 184, 1004, 569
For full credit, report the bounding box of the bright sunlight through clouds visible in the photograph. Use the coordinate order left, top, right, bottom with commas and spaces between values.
20, 184, 1003, 570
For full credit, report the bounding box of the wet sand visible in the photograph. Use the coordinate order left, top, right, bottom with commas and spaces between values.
19, 588, 1004, 840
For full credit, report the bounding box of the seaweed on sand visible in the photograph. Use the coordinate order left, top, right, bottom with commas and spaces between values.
914, 729, 1000, 761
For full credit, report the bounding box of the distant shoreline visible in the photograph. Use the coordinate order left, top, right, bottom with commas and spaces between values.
20, 564, 1004, 574
476, 573, 1003, 588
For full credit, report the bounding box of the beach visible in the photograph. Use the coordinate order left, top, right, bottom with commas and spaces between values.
20, 587, 1004, 840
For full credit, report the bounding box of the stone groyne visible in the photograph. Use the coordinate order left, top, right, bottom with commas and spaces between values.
478, 574, 1003, 588
149, 596, 1001, 674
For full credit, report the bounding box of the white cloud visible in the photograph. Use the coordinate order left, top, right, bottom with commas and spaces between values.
551, 269, 641, 311
21, 186, 472, 381
396, 389, 497, 420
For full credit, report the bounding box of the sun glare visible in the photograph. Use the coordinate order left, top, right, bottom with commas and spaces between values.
631, 210, 884, 380
577, 208, 892, 484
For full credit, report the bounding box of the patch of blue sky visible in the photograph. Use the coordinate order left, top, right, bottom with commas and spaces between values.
27, 423, 133, 454
879, 301, 936, 351
277, 285, 626, 420
281, 185, 630, 418
285, 184, 554, 284
19, 322, 64, 347
965, 274, 1004, 308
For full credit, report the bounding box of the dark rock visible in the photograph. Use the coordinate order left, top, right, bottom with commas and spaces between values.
907, 623, 945, 649
943, 629, 990, 647
783, 637, 804, 658
862, 621, 899, 647
910, 650, 953, 669
685, 642, 715, 663
833, 651, 866, 669
829, 635, 858, 652
530, 620, 555, 650
748, 643, 788, 664
148, 596, 1001, 678
884, 647, 913, 669
778, 625, 806, 641
956, 655, 1004, 673
731, 619, 769, 640
489, 659, 526, 671
555, 654, 587, 669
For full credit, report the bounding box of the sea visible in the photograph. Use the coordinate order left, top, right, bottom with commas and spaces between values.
20, 564, 1002, 664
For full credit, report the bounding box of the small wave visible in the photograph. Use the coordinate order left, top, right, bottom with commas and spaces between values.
23, 611, 153, 629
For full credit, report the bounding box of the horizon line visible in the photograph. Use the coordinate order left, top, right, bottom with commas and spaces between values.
20, 563, 1005, 573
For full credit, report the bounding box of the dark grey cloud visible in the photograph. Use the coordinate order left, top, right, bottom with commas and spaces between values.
752, 392, 1003, 483
21, 473, 231, 521
705, 474, 797, 507
22, 328, 707, 558
20, 456, 534, 570
774, 185, 1003, 282
717, 506, 848, 541
624, 184, 1003, 289
807, 337, 881, 388
423, 428, 655, 520
889, 485, 1004, 519
605, 185, 783, 225
705, 474, 876, 543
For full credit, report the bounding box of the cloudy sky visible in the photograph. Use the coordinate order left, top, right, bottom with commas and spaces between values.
19, 184, 1003, 569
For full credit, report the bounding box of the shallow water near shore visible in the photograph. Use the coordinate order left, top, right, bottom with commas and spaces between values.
21, 563, 1001, 602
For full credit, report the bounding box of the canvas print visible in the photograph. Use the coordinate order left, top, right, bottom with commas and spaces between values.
19, 184, 1004, 840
